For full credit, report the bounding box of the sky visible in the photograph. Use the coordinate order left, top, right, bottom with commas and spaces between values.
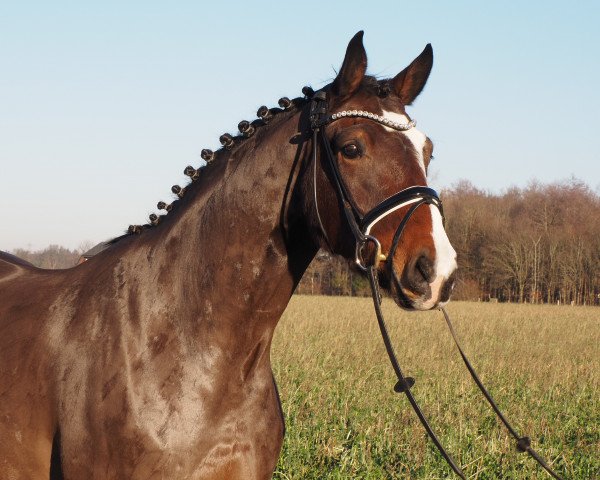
1, 1, 599, 251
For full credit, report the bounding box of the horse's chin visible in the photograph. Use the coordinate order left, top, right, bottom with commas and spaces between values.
384, 270, 442, 312
392, 295, 418, 311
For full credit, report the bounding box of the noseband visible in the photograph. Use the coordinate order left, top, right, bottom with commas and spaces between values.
307, 90, 565, 479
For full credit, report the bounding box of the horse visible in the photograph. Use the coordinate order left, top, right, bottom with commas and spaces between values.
0, 31, 457, 479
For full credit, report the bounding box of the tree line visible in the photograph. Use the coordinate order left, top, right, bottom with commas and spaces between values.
9, 244, 87, 269
8, 179, 600, 305
297, 178, 600, 305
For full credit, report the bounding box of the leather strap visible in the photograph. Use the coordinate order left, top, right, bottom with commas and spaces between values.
367, 266, 467, 479
361, 186, 441, 234
367, 270, 566, 479
312, 128, 334, 251
440, 307, 565, 480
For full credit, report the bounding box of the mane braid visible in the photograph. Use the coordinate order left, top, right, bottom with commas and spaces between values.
115, 93, 310, 244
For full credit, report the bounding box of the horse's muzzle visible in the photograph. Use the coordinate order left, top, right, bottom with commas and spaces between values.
386, 254, 457, 311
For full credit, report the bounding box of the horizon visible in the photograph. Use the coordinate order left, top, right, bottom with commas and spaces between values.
9, 175, 595, 253
2, 1, 599, 250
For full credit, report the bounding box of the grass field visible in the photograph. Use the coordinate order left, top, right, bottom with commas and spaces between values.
271, 297, 599, 479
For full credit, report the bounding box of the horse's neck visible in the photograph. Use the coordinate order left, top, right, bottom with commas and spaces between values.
115, 111, 316, 355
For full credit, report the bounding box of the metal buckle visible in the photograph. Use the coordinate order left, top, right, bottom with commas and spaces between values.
355, 235, 386, 272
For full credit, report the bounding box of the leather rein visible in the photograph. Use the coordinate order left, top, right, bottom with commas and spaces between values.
308, 90, 565, 479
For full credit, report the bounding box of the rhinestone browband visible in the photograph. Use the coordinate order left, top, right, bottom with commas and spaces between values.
329, 110, 416, 131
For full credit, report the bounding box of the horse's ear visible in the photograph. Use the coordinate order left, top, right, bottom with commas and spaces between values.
392, 44, 433, 105
332, 31, 367, 99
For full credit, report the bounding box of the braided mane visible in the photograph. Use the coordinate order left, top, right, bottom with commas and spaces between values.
111, 76, 391, 245
109, 92, 312, 245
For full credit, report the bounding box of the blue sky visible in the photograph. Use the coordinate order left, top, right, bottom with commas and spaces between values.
1, 1, 599, 250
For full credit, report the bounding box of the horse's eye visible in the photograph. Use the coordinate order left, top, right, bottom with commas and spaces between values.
341, 143, 360, 159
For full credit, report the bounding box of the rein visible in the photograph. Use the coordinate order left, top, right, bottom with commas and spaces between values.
439, 307, 565, 479
308, 90, 566, 479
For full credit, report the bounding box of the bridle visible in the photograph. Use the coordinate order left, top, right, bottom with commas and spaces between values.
308, 89, 565, 479
309, 90, 442, 276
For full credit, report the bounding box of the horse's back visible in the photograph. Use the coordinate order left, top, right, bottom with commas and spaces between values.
0, 250, 53, 317
0, 250, 36, 275
0, 251, 62, 353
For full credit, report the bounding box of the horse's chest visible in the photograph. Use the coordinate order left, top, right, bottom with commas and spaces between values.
93, 353, 220, 445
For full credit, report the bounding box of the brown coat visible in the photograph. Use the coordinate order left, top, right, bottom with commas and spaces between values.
0, 32, 454, 479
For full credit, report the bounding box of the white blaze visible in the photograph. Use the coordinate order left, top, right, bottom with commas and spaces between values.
382, 110, 427, 175
381, 109, 457, 282
430, 205, 457, 279
418, 206, 457, 309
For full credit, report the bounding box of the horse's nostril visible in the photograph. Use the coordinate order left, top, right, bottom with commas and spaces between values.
415, 255, 434, 283
402, 255, 434, 296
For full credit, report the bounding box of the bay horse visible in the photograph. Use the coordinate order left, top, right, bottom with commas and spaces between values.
0, 32, 457, 479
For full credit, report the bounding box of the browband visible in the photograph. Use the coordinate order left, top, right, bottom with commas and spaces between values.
313, 109, 416, 131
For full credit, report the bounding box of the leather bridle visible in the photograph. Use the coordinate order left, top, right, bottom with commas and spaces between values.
309, 90, 442, 276
308, 89, 565, 479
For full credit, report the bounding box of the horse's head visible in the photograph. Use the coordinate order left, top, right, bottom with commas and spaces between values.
305, 32, 457, 310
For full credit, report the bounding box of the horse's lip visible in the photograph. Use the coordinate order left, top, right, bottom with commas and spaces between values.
381, 268, 416, 311
384, 266, 443, 311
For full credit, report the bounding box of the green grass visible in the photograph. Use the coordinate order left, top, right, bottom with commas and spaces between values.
271, 297, 599, 479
